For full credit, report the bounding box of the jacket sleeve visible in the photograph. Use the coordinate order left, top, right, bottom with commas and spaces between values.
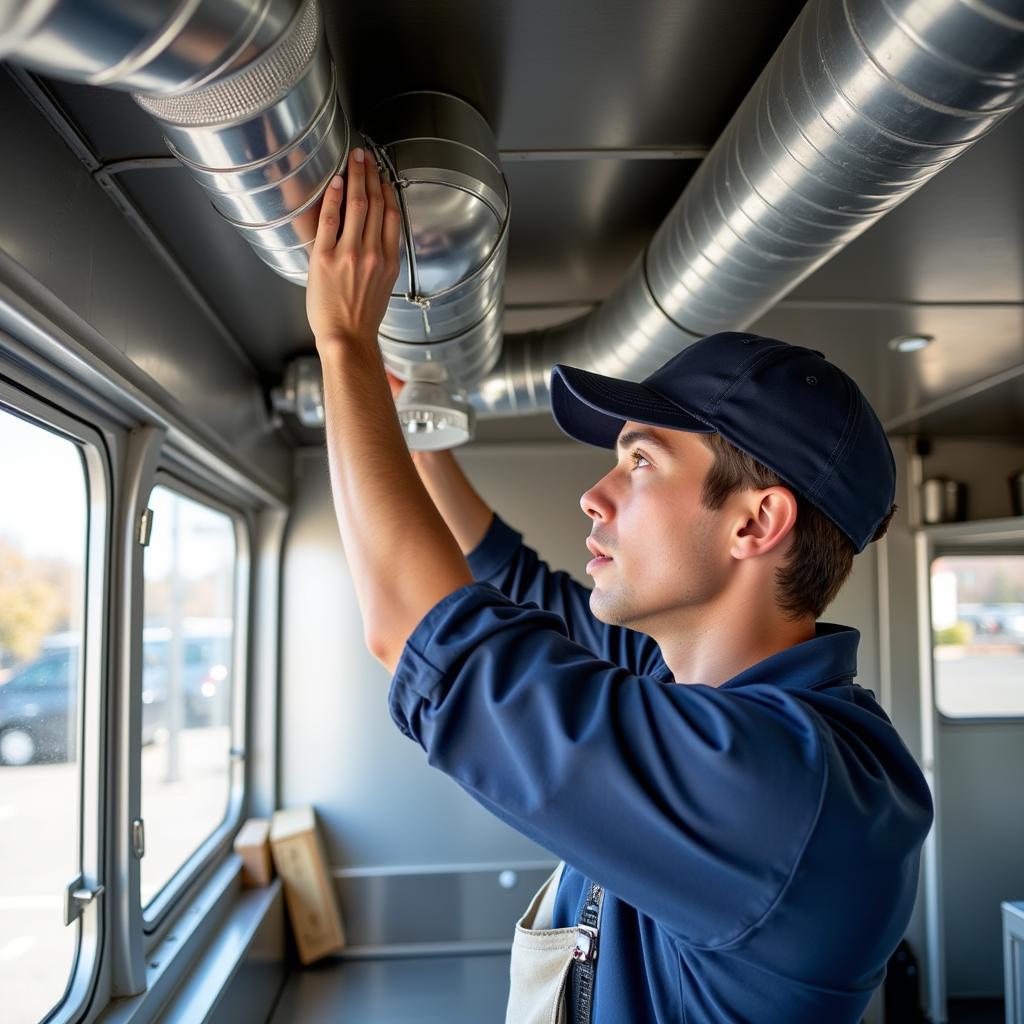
389, 583, 827, 949
466, 514, 665, 677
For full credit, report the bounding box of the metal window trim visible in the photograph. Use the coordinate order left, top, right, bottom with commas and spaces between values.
110, 425, 168, 996
94, 854, 277, 1024
915, 527, 947, 1023
246, 504, 288, 820
0, 379, 113, 1024
0, 252, 287, 512
138, 471, 252, 939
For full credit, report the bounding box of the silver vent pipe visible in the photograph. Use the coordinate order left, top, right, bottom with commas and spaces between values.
364, 92, 510, 449
0, 0, 349, 286
471, 0, 1024, 418
269, 92, 511, 448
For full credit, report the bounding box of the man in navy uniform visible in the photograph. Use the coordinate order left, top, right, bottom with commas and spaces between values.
306, 147, 932, 1023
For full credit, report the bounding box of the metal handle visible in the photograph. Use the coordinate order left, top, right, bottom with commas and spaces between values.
64, 875, 105, 926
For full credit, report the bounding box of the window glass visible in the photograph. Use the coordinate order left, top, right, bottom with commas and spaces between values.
140, 485, 237, 908
932, 554, 1024, 718
0, 408, 88, 1023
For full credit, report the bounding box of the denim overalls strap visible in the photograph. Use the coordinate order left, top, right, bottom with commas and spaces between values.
506, 864, 605, 1024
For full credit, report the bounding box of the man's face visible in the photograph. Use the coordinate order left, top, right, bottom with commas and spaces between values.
580, 422, 734, 634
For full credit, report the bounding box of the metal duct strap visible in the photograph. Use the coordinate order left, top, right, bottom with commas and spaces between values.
364, 92, 510, 449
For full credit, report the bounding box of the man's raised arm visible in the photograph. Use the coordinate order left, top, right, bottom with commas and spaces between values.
406, 443, 663, 676
403, 446, 494, 556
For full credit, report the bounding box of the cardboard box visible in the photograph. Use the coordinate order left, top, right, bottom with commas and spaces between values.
270, 806, 345, 964
234, 817, 274, 888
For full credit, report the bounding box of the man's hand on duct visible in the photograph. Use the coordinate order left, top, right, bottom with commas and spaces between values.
306, 147, 402, 355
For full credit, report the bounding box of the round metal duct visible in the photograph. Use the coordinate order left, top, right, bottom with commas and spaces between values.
134, 0, 347, 284
363, 92, 510, 449
0, 0, 350, 287
470, 0, 1024, 418
0, 0, 294, 94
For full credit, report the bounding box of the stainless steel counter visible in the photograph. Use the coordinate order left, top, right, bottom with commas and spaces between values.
270, 952, 512, 1022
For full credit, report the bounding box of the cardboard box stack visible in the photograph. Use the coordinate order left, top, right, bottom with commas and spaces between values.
269, 806, 346, 965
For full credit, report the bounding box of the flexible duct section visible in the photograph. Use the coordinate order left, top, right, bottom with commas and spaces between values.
471, 0, 1024, 418
0, 0, 348, 286
364, 92, 510, 449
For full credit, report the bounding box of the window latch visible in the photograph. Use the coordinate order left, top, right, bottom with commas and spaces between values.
138, 507, 155, 546
64, 874, 105, 927
132, 817, 146, 859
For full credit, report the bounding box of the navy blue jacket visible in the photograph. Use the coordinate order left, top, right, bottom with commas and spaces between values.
389, 515, 933, 1023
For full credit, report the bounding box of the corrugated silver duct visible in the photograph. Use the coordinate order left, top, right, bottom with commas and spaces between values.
363, 92, 510, 450
471, 0, 1024, 418
0, 0, 348, 284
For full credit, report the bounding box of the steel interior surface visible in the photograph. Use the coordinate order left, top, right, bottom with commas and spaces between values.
3, 0, 1024, 442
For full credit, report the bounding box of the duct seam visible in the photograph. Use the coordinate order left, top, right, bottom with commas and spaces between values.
877, 0, 1021, 84
135, 0, 321, 126
841, 0, 1016, 123
90, 0, 204, 88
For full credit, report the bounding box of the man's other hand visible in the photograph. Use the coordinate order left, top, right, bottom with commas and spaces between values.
306, 146, 402, 351
385, 369, 405, 402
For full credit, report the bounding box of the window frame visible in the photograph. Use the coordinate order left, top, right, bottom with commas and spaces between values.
138, 470, 251, 938
0, 277, 286, 1024
0, 377, 111, 1024
925, 519, 1024, 725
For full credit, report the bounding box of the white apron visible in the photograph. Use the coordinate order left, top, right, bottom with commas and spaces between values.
505, 863, 603, 1024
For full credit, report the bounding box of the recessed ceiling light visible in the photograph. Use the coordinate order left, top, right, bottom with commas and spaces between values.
889, 334, 934, 353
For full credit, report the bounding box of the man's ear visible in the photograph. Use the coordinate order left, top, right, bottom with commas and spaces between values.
730, 486, 799, 561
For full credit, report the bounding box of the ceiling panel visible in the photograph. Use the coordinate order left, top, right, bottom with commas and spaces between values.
891, 375, 1024, 439
325, 0, 806, 149
788, 106, 1024, 306
502, 158, 696, 306
44, 79, 168, 160
751, 304, 1024, 436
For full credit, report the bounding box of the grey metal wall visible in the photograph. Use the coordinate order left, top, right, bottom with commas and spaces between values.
0, 71, 290, 501
279, 440, 884, 948
938, 723, 1024, 996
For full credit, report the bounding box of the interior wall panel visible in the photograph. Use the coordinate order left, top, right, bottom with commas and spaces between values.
938, 723, 1024, 997
0, 72, 290, 497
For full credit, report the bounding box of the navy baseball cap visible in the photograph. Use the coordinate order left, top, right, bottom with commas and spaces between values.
550, 332, 896, 553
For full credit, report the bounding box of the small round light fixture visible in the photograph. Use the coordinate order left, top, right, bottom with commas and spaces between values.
889, 333, 934, 353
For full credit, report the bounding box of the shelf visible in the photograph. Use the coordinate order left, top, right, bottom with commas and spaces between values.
917, 516, 1024, 542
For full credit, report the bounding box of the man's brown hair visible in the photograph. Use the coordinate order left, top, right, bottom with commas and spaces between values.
698, 433, 895, 620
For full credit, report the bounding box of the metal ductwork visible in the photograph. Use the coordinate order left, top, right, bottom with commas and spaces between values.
268, 90, 511, 445
0, 1, 513, 447
6, 0, 1024, 446
0, 0, 350, 285
364, 92, 510, 449
471, 0, 1024, 419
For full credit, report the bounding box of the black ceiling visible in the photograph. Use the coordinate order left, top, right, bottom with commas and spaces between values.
21, 0, 1024, 443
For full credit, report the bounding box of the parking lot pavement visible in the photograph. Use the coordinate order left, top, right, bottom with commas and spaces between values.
935, 652, 1024, 716
1, 727, 231, 1024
